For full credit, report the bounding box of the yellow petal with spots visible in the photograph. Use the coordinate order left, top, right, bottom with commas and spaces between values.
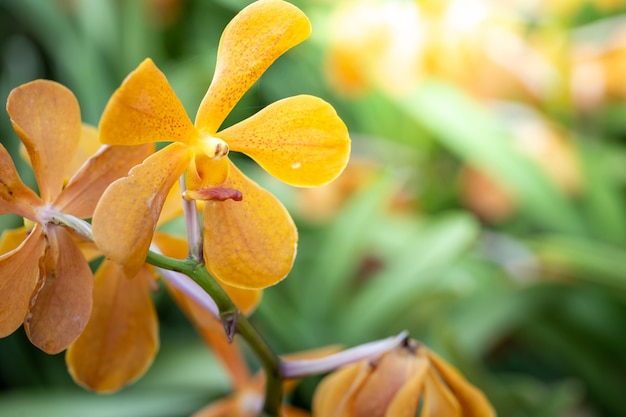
6, 80, 81, 203
92, 143, 192, 278
203, 162, 297, 289
66, 260, 158, 393
219, 95, 351, 187
100, 58, 198, 146
195, 0, 311, 132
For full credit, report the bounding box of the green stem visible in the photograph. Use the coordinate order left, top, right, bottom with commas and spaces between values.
237, 316, 283, 416
145, 249, 283, 417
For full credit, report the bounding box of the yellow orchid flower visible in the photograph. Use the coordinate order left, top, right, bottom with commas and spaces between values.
313, 340, 495, 417
66, 181, 262, 393
0, 80, 153, 354
92, 0, 351, 289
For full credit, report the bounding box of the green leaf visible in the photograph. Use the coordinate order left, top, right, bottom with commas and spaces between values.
299, 172, 397, 316
529, 234, 626, 292
576, 141, 626, 243
340, 212, 480, 341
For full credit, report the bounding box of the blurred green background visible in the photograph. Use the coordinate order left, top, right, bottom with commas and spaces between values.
1, 0, 626, 416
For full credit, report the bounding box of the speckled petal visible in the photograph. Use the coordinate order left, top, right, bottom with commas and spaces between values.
7, 80, 81, 202
203, 162, 297, 289
66, 260, 158, 393
25, 225, 93, 354
219, 95, 351, 187
195, 0, 311, 132
92, 143, 192, 278
100, 58, 198, 146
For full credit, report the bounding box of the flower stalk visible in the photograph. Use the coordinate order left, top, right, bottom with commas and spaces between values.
145, 242, 284, 417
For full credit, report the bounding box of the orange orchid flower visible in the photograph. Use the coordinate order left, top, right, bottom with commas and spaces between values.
0, 80, 152, 354
92, 0, 351, 289
313, 340, 495, 417
66, 183, 262, 393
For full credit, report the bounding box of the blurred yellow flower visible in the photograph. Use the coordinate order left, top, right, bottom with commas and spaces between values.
93, 0, 351, 289
66, 182, 262, 393
324, 0, 559, 102
461, 111, 582, 223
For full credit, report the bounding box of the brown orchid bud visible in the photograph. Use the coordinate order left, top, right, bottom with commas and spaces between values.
313, 340, 495, 417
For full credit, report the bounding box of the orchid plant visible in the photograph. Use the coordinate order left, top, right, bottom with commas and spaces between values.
0, 1, 495, 416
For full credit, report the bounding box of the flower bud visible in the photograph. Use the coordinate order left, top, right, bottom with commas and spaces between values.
313, 340, 495, 417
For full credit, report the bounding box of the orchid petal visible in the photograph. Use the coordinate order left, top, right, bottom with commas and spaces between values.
25, 225, 93, 354
0, 226, 44, 337
93, 143, 192, 278
65, 124, 103, 179
99, 58, 197, 146
384, 353, 429, 417
158, 180, 184, 225
427, 350, 496, 417
423, 368, 462, 417
203, 162, 297, 289
354, 348, 416, 417
195, 0, 311, 132
66, 260, 158, 393
55, 143, 154, 218
0, 144, 40, 220
7, 80, 81, 202
0, 227, 29, 255
17, 124, 102, 183
312, 361, 370, 417
220, 95, 351, 186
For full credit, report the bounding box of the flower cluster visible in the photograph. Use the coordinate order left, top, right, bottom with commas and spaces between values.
0, 0, 495, 415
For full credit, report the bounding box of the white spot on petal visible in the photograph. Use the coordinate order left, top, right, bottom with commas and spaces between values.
291, 162, 301, 169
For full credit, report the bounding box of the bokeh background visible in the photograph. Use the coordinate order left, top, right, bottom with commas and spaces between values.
1, 0, 626, 416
